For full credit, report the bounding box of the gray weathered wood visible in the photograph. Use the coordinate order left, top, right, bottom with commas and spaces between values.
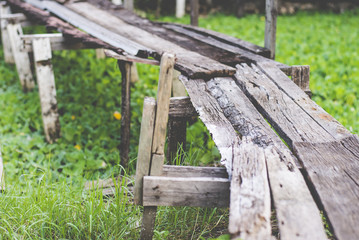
291, 65, 311, 97
190, 0, 199, 26
151, 53, 175, 155
65, 2, 236, 79
168, 96, 196, 118
235, 63, 335, 148
104, 49, 160, 66
7, 23, 35, 92
123, 0, 133, 11
118, 60, 132, 169
162, 165, 227, 178
207, 77, 327, 239
257, 62, 351, 141
176, 0, 185, 18
134, 97, 156, 205
228, 137, 271, 239
33, 37, 60, 143
294, 135, 359, 240
143, 176, 230, 207
0, 146, 4, 191
0, 5, 14, 63
140, 206, 157, 240
264, 0, 278, 59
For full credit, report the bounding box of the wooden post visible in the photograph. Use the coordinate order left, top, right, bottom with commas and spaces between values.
0, 4, 14, 63
0, 145, 4, 191
291, 65, 311, 98
32, 37, 61, 143
123, 0, 133, 11
112, 0, 122, 5
140, 53, 175, 240
176, 0, 186, 18
190, 0, 199, 26
167, 70, 188, 164
118, 60, 132, 170
7, 23, 35, 92
95, 48, 105, 59
264, 0, 278, 59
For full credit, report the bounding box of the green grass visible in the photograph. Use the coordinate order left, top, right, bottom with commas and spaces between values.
1, 9, 359, 239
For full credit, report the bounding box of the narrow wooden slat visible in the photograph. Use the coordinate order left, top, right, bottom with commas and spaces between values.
264, 0, 278, 59
143, 176, 229, 207
190, 0, 199, 26
207, 77, 327, 239
134, 97, 156, 205
162, 165, 228, 178
235, 63, 334, 147
294, 135, 359, 240
65, 2, 236, 79
33, 37, 60, 143
257, 62, 351, 140
0, 5, 14, 63
104, 50, 160, 66
7, 23, 35, 92
118, 60, 132, 169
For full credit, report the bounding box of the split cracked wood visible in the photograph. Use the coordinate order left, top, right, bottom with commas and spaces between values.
33, 37, 60, 143
0, 4, 14, 63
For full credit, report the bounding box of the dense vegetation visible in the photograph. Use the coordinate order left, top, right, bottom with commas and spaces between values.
0, 9, 358, 239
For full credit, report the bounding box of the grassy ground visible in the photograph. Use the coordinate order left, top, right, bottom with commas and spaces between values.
0, 9, 358, 239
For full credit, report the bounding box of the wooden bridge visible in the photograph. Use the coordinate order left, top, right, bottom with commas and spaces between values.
1, 0, 359, 239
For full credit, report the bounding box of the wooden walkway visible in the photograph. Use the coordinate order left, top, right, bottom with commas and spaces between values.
3, 0, 359, 239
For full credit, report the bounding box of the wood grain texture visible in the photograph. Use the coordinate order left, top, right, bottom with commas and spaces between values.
140, 206, 157, 240
134, 97, 156, 205
33, 37, 60, 143
235, 63, 334, 148
162, 165, 228, 178
65, 2, 236, 79
168, 96, 196, 118
294, 135, 359, 240
291, 65, 311, 97
265, 0, 278, 59
257, 62, 351, 141
0, 5, 14, 63
207, 77, 327, 239
7, 23, 35, 92
143, 176, 229, 207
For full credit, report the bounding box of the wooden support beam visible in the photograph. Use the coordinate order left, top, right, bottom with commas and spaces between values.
176, 0, 185, 18
0, 13, 26, 21
190, 0, 199, 26
7, 23, 35, 92
291, 65, 311, 98
134, 97, 156, 205
32, 37, 60, 143
168, 96, 196, 118
264, 0, 278, 59
104, 50, 160, 66
123, 0, 133, 11
0, 5, 14, 63
162, 165, 227, 178
143, 176, 230, 207
118, 60, 132, 170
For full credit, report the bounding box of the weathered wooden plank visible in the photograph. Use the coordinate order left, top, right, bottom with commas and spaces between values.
65, 2, 236, 79
190, 0, 199, 26
264, 0, 278, 59
104, 50, 160, 66
162, 165, 228, 178
291, 65, 311, 97
33, 37, 60, 143
257, 62, 351, 140
134, 97, 156, 205
207, 77, 327, 239
294, 135, 359, 240
168, 96, 196, 118
143, 176, 229, 207
228, 137, 271, 239
235, 63, 335, 148
7, 23, 35, 92
0, 5, 15, 63
118, 60, 132, 169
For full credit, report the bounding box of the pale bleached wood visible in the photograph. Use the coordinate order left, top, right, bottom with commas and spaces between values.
149, 154, 164, 176
0, 5, 14, 63
168, 96, 196, 118
7, 23, 35, 92
207, 77, 327, 240
112, 0, 122, 6
162, 165, 227, 178
0, 146, 4, 191
264, 0, 278, 59
294, 135, 359, 240
65, 2, 236, 79
176, 0, 185, 18
228, 137, 271, 240
118, 60, 132, 169
104, 49, 160, 66
33, 37, 60, 143
130, 63, 139, 83
96, 48, 105, 59
151, 53, 175, 155
123, 0, 133, 11
257, 62, 351, 140
134, 97, 156, 205
143, 176, 230, 207
0, 13, 26, 21
172, 70, 187, 97
235, 63, 334, 148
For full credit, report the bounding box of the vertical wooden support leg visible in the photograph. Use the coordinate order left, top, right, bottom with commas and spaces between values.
33, 37, 61, 143
7, 23, 35, 92
0, 5, 14, 63
118, 60, 132, 169
112, 0, 122, 5
0, 146, 4, 191
123, 0, 134, 11
167, 70, 188, 164
140, 53, 175, 240
130, 63, 139, 83
291, 65, 311, 98
96, 48, 105, 59
176, 0, 186, 18
190, 0, 199, 26
264, 0, 278, 59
